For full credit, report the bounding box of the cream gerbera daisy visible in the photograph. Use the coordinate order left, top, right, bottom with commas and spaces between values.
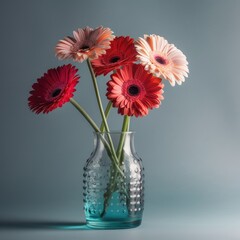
135, 34, 189, 86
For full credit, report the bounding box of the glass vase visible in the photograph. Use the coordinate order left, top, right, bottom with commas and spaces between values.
83, 132, 144, 229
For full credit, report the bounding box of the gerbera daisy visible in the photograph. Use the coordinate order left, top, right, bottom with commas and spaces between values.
28, 64, 80, 114
55, 26, 114, 62
91, 36, 137, 76
135, 34, 189, 86
106, 64, 164, 117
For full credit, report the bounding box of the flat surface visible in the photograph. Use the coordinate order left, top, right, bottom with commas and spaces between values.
1, 212, 240, 240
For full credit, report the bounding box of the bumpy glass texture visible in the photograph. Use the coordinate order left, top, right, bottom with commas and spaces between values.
83, 132, 144, 229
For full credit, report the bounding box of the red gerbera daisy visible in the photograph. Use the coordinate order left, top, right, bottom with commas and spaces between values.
106, 64, 164, 117
91, 36, 137, 76
28, 64, 80, 114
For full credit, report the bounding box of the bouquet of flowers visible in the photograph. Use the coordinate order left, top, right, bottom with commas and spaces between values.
28, 26, 189, 227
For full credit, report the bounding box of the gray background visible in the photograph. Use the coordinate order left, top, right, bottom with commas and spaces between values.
1, 0, 240, 239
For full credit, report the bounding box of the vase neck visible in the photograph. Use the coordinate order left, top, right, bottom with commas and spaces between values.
93, 132, 136, 155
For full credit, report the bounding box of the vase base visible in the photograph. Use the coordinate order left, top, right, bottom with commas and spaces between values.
86, 219, 142, 229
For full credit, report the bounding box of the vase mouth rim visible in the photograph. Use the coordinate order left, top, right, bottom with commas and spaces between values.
94, 131, 135, 134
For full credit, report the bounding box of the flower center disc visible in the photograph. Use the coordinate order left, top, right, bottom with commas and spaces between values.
51, 88, 62, 98
110, 56, 120, 63
81, 45, 90, 51
128, 85, 140, 96
155, 56, 167, 65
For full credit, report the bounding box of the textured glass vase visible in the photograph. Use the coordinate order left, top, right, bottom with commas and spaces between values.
83, 132, 144, 229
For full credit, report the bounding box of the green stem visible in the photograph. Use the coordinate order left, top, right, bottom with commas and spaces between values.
100, 101, 112, 132
99, 135, 125, 178
70, 98, 124, 178
116, 116, 130, 159
100, 116, 131, 218
127, 116, 130, 132
87, 59, 111, 133
70, 98, 100, 132
87, 59, 121, 166
87, 60, 130, 217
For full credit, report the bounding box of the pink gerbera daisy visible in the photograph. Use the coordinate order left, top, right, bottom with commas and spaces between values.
106, 64, 164, 117
28, 64, 80, 114
91, 36, 137, 76
135, 34, 189, 86
55, 26, 115, 62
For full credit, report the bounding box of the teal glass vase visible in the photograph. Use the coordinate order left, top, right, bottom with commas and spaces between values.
83, 132, 144, 229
